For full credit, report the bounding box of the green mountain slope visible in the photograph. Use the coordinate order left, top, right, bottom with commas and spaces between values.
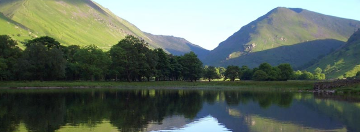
307, 30, 360, 79
0, 0, 208, 55
204, 7, 360, 68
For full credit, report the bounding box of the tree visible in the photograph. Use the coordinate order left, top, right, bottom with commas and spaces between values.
224, 65, 241, 81
293, 70, 303, 80
259, 63, 272, 75
217, 67, 226, 79
109, 45, 126, 81
62, 45, 81, 80
277, 64, 293, 81
203, 66, 219, 82
179, 52, 203, 82
19, 36, 66, 81
299, 71, 314, 80
114, 35, 149, 82
26, 36, 60, 50
314, 67, 326, 80
169, 56, 182, 81
253, 70, 268, 81
155, 48, 170, 81
240, 66, 253, 80
144, 49, 158, 81
74, 45, 110, 81
0, 35, 22, 80
356, 71, 360, 79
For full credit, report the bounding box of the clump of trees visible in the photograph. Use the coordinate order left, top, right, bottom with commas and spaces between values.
293, 67, 326, 80
220, 63, 326, 81
0, 35, 203, 82
0, 34, 331, 82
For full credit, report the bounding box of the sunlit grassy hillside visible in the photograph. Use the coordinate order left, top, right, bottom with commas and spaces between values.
307, 30, 360, 79
0, 0, 209, 56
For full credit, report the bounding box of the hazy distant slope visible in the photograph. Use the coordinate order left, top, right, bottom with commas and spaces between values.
307, 30, 360, 79
145, 33, 209, 59
204, 7, 360, 68
0, 0, 209, 55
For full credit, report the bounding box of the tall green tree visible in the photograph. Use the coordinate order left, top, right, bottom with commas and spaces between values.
0, 35, 22, 80
155, 48, 170, 81
224, 65, 241, 81
240, 66, 253, 80
114, 35, 150, 82
277, 64, 293, 81
62, 45, 81, 80
74, 45, 110, 81
19, 36, 66, 81
169, 56, 182, 81
179, 52, 203, 82
203, 66, 219, 82
109, 45, 126, 81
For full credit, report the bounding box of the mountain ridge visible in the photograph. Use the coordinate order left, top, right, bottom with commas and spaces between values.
204, 7, 360, 68
0, 0, 209, 56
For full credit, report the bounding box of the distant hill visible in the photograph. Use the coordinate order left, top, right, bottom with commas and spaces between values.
306, 29, 360, 79
145, 33, 209, 59
203, 7, 360, 68
0, 0, 208, 56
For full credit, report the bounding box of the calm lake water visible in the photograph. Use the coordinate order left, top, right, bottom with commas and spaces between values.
0, 89, 360, 132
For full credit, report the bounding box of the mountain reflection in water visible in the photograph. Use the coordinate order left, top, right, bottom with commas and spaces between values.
0, 89, 359, 132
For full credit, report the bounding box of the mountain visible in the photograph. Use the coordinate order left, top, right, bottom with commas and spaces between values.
0, 0, 208, 56
145, 33, 209, 60
306, 29, 360, 79
203, 7, 360, 68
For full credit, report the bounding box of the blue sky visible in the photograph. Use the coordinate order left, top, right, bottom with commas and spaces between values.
92, 0, 360, 50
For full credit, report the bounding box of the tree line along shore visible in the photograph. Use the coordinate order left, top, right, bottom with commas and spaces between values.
1, 35, 359, 83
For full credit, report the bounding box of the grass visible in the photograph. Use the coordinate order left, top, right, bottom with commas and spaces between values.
0, 80, 315, 90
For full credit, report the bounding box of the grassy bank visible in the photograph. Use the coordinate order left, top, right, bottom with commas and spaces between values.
0, 80, 315, 90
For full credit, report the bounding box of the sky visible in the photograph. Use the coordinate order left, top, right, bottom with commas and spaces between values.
92, 0, 360, 50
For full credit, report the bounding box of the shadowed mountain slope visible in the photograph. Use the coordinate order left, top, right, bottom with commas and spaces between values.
204, 7, 360, 67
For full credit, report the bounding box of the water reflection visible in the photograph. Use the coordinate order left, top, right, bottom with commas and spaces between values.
0, 89, 359, 132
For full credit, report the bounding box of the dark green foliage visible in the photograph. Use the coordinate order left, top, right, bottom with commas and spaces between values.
74, 45, 110, 81
113, 35, 151, 82
277, 64, 293, 81
155, 48, 170, 81
169, 56, 182, 81
18, 36, 66, 81
0, 35, 22, 80
179, 52, 203, 82
26, 36, 61, 50
299, 71, 314, 80
259, 63, 273, 75
203, 66, 219, 82
253, 70, 268, 81
240, 66, 253, 80
62, 45, 81, 80
224, 65, 241, 81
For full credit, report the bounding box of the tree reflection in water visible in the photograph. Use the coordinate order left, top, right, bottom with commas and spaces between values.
0, 89, 359, 132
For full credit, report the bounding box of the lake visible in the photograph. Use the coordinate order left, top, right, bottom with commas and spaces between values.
0, 89, 359, 132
